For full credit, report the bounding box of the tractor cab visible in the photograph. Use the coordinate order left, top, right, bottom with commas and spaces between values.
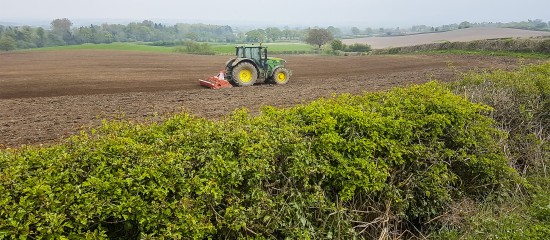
235, 46, 268, 69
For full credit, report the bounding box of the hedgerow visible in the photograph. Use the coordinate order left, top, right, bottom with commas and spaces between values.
0, 82, 520, 239
453, 62, 549, 176
438, 62, 550, 239
373, 38, 550, 56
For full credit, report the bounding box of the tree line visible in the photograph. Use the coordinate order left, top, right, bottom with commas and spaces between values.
0, 18, 310, 51
1, 18, 548, 52
348, 19, 550, 37
0, 18, 236, 51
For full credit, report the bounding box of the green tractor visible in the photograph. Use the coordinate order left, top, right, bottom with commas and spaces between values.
226, 45, 291, 86
199, 45, 291, 89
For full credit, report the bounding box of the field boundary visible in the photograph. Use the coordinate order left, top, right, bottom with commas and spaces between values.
371, 38, 550, 57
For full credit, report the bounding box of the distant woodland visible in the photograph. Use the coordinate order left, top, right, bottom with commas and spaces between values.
0, 18, 548, 51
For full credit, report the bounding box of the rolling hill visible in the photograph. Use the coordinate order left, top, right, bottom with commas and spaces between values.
343, 27, 550, 49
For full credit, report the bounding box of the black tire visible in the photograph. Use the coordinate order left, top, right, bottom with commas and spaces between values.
231, 62, 258, 87
270, 68, 290, 85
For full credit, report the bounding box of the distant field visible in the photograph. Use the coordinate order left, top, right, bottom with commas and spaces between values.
36, 42, 176, 53
33, 42, 314, 54
343, 27, 550, 49
211, 42, 314, 54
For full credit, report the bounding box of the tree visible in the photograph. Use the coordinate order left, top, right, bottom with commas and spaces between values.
47, 32, 64, 46
51, 18, 74, 44
0, 35, 17, 51
305, 28, 333, 49
351, 27, 361, 35
330, 39, 345, 51
184, 32, 199, 41
15, 26, 36, 48
530, 19, 548, 29
365, 27, 374, 36
327, 26, 342, 37
14, 26, 33, 43
141, 20, 154, 28
281, 29, 293, 40
458, 21, 472, 29
35, 27, 46, 47
265, 27, 281, 42
245, 29, 266, 42
51, 18, 72, 33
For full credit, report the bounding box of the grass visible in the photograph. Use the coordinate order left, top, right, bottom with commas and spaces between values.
432, 181, 550, 239
35, 42, 176, 53
207, 42, 314, 54
29, 42, 314, 55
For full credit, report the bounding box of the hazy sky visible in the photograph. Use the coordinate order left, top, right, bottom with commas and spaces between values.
1, 0, 549, 27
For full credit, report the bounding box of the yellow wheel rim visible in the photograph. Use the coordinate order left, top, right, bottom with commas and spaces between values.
277, 72, 286, 82
239, 69, 253, 83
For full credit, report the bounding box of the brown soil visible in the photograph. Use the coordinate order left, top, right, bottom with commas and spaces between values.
0, 50, 525, 148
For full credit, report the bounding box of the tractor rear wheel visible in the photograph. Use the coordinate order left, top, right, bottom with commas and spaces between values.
270, 68, 290, 85
231, 62, 257, 87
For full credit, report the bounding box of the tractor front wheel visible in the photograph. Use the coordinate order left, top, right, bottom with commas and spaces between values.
270, 68, 290, 85
231, 62, 258, 87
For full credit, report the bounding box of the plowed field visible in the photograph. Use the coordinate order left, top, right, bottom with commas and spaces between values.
0, 50, 526, 147
343, 28, 550, 49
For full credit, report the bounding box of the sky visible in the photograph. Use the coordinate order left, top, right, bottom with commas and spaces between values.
1, 0, 549, 28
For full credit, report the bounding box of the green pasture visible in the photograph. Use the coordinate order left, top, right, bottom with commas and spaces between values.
31, 42, 314, 54
210, 42, 314, 54
35, 42, 175, 53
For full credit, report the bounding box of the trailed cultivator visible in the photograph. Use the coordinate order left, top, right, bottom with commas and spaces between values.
199, 71, 232, 89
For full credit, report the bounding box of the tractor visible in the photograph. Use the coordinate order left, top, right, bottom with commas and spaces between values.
199, 45, 291, 89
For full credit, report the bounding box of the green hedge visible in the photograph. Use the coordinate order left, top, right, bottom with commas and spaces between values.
373, 38, 550, 55
453, 62, 550, 176
433, 62, 550, 239
0, 82, 519, 239
173, 40, 215, 55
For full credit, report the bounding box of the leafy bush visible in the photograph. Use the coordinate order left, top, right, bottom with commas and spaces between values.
452, 62, 550, 176
0, 82, 519, 238
173, 40, 214, 55
329, 40, 371, 54
537, 39, 550, 53
147, 40, 184, 47
330, 39, 345, 51
432, 62, 550, 240
347, 43, 372, 52
388, 47, 401, 54
0, 35, 17, 51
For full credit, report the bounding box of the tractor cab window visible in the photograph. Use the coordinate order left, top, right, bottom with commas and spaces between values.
248, 48, 261, 60
237, 47, 261, 60
237, 48, 243, 58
